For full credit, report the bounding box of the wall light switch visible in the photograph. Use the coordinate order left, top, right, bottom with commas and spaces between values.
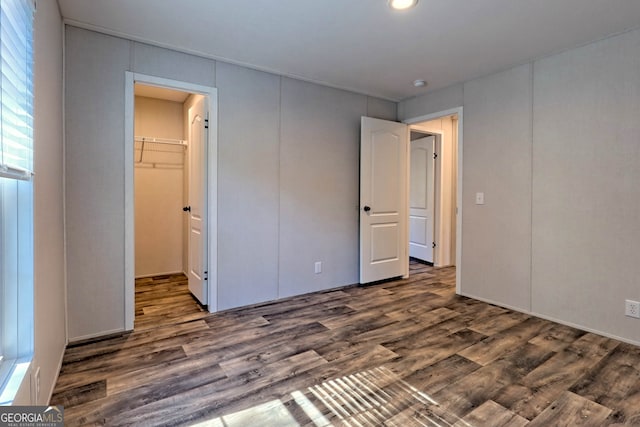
475, 192, 485, 205
314, 261, 322, 274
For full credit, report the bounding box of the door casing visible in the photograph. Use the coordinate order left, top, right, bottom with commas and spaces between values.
409, 135, 436, 263
124, 72, 218, 330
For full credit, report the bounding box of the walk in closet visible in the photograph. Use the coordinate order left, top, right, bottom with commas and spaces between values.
134, 89, 188, 278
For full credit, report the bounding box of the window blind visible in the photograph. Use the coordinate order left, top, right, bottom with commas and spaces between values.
0, 0, 33, 180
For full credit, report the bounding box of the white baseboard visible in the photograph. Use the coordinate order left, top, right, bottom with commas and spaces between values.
135, 270, 184, 279
68, 327, 126, 344
458, 291, 640, 347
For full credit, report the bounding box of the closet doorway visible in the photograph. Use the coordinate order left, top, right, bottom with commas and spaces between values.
124, 73, 218, 331
134, 85, 189, 281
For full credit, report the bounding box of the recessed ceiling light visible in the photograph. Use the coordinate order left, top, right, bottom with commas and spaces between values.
388, 0, 419, 10
413, 79, 427, 87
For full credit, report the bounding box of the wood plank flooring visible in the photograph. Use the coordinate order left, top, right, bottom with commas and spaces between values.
51, 263, 640, 426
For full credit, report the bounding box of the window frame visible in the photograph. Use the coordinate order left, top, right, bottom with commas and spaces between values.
0, 0, 35, 404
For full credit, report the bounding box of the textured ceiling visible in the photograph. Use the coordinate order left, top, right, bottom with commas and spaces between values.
58, 0, 640, 101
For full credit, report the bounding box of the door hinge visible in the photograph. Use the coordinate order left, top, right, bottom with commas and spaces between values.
432, 242, 436, 249
204, 270, 208, 281
204, 119, 209, 129
433, 152, 438, 159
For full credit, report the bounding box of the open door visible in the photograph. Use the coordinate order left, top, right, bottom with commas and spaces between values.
187, 96, 208, 304
409, 135, 435, 263
360, 117, 409, 284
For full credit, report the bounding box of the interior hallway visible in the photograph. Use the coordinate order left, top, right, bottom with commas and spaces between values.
51, 262, 639, 425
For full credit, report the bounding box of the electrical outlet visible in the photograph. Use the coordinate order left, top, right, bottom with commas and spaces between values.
625, 300, 640, 318
314, 261, 322, 274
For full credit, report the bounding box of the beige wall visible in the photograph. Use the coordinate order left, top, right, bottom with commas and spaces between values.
135, 96, 184, 139
531, 28, 640, 342
399, 27, 640, 344
64, 26, 397, 340
278, 77, 365, 298
65, 28, 130, 340
14, 0, 66, 405
462, 64, 533, 311
134, 96, 185, 277
215, 64, 280, 307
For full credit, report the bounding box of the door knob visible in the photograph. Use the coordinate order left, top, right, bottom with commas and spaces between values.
183, 206, 191, 212
363, 206, 371, 212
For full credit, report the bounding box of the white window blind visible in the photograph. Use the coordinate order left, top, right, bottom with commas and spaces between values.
0, 0, 33, 181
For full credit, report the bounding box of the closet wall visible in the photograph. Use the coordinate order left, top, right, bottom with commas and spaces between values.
65, 26, 396, 340
134, 96, 185, 277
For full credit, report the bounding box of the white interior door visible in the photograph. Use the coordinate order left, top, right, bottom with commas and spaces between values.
360, 117, 408, 284
409, 136, 435, 263
188, 96, 208, 304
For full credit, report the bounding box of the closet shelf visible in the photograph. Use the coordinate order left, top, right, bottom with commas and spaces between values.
135, 136, 186, 165
135, 136, 186, 146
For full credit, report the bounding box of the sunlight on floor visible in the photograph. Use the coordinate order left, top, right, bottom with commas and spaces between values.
190, 399, 299, 427
190, 366, 472, 427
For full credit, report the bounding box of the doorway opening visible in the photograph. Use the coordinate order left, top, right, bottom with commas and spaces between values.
358, 109, 462, 292
124, 73, 218, 331
406, 111, 460, 287
132, 84, 204, 329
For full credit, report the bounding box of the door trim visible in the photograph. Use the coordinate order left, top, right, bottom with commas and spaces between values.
124, 72, 218, 330
408, 134, 437, 264
403, 107, 463, 294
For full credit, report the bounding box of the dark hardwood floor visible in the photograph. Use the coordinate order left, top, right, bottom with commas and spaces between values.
51, 263, 640, 426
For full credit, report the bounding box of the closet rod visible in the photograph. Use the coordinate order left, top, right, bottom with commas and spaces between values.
135, 136, 186, 163
134, 136, 186, 146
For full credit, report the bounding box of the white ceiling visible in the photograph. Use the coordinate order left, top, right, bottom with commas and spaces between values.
57, 0, 640, 101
